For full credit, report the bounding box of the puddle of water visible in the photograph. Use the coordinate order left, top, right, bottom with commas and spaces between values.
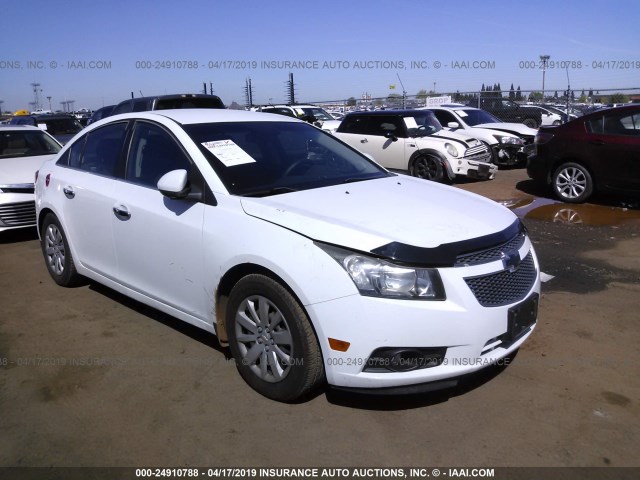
497, 197, 640, 227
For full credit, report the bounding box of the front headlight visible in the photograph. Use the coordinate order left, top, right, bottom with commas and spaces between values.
493, 134, 524, 146
444, 142, 459, 157
317, 243, 445, 300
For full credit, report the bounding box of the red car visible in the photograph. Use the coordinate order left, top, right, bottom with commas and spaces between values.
527, 105, 640, 203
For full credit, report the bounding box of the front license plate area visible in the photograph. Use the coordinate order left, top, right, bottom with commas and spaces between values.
478, 164, 490, 175
505, 293, 538, 347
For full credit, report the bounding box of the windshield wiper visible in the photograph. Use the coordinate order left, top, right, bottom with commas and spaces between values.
242, 186, 298, 197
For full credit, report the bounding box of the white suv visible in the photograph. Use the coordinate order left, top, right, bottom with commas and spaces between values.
334, 110, 497, 182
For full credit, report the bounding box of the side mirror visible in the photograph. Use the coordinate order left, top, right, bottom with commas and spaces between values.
384, 131, 398, 142
447, 122, 460, 129
158, 169, 197, 200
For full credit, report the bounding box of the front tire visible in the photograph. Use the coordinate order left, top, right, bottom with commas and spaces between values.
552, 162, 594, 203
226, 274, 324, 402
40, 213, 84, 287
411, 154, 445, 182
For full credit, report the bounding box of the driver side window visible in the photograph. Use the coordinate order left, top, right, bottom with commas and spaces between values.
125, 122, 192, 189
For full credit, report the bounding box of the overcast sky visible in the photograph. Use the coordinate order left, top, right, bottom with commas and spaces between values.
1, 0, 639, 111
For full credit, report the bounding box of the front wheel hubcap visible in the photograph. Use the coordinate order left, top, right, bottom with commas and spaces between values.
234, 295, 293, 383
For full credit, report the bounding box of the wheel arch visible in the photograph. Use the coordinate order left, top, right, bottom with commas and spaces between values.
214, 262, 319, 346
37, 207, 57, 236
409, 148, 454, 179
551, 157, 597, 191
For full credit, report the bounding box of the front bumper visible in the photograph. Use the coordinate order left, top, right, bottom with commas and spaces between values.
454, 156, 497, 180
307, 242, 540, 389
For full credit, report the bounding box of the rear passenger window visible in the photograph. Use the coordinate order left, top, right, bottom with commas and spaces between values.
78, 123, 127, 176
125, 122, 192, 188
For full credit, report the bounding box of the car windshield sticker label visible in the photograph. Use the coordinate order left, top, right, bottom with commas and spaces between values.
454, 110, 468, 117
37, 123, 48, 130
403, 117, 418, 129
201, 140, 256, 167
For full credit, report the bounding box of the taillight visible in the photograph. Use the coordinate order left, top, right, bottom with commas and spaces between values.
535, 132, 554, 144
45, 173, 51, 187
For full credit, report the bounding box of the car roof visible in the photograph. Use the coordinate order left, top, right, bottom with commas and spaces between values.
345, 109, 433, 116
105, 108, 305, 126
0, 124, 44, 131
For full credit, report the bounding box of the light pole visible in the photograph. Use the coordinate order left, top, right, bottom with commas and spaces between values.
47, 96, 52, 111
540, 55, 550, 103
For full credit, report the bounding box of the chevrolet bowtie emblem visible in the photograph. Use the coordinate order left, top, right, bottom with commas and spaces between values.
501, 250, 521, 273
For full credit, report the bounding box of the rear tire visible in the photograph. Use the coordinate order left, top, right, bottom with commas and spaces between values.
40, 213, 84, 287
523, 118, 539, 129
226, 274, 324, 402
551, 162, 593, 203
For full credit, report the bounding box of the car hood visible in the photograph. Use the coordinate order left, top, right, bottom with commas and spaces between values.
474, 123, 538, 137
0, 154, 54, 185
429, 129, 482, 147
240, 175, 515, 254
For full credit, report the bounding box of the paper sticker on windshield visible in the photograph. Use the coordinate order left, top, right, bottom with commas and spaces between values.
201, 140, 256, 167
37, 123, 48, 131
454, 110, 468, 117
403, 117, 418, 129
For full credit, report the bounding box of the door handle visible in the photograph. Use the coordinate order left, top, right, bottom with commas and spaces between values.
112, 205, 131, 219
590, 139, 605, 146
360, 138, 368, 143
63, 186, 75, 199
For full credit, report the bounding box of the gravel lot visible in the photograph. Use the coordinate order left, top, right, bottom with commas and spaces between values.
1, 168, 639, 468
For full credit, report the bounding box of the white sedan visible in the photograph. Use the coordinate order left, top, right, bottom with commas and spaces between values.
35, 109, 540, 402
0, 125, 61, 232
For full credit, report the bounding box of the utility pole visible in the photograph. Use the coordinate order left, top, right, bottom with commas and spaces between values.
31, 83, 42, 110
244, 78, 254, 109
539, 55, 550, 103
286, 73, 296, 104
397, 73, 407, 109
47, 96, 52, 111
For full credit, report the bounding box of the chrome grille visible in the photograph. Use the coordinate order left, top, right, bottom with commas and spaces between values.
465, 144, 488, 156
464, 252, 536, 307
0, 201, 36, 227
455, 232, 526, 267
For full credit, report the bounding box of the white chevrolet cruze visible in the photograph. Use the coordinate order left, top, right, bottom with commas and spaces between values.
35, 109, 540, 402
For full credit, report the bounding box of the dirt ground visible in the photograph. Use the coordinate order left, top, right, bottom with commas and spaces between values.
1, 169, 639, 469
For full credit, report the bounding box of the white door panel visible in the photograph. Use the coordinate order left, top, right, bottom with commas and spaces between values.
110, 182, 207, 319
57, 169, 117, 278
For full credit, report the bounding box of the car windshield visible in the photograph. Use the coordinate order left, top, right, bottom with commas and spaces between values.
0, 130, 61, 158
39, 117, 84, 135
299, 108, 335, 121
183, 121, 391, 196
456, 109, 502, 126
404, 111, 442, 136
